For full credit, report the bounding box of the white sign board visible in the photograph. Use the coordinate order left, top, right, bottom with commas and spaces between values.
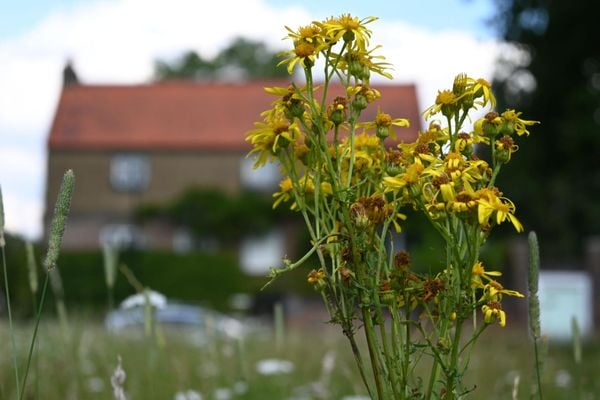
538, 271, 593, 339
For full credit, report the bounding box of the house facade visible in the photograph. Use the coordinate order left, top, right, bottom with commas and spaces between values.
44, 67, 421, 259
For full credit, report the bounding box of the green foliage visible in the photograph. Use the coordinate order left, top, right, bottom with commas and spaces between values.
154, 37, 287, 81
2, 235, 315, 316
155, 51, 217, 80
52, 249, 258, 311
0, 233, 32, 316
492, 0, 600, 261
136, 187, 297, 245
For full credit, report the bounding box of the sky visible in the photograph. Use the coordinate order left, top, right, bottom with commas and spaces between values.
0, 0, 503, 240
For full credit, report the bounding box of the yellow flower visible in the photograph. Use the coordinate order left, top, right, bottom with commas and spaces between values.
482, 280, 524, 301
482, 301, 507, 327
307, 268, 327, 290
446, 190, 478, 214
423, 90, 461, 120
476, 190, 524, 232
273, 177, 294, 209
467, 77, 496, 108
337, 47, 393, 82
279, 23, 330, 74
383, 163, 424, 192
471, 261, 502, 288
246, 117, 300, 167
474, 111, 503, 137
278, 43, 318, 74
501, 109, 539, 136
360, 108, 410, 139
262, 85, 308, 121
284, 23, 323, 46
454, 132, 473, 154
391, 212, 407, 233
347, 85, 381, 103
318, 14, 377, 51
495, 135, 519, 163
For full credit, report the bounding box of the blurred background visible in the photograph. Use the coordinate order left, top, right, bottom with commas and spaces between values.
1, 0, 598, 332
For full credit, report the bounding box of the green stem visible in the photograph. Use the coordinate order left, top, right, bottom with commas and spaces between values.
19, 273, 50, 400
361, 304, 387, 400
345, 115, 358, 188
261, 233, 340, 289
376, 302, 399, 399
423, 308, 449, 400
1, 245, 21, 400
342, 320, 375, 399
532, 336, 544, 400
389, 305, 405, 397
446, 321, 464, 399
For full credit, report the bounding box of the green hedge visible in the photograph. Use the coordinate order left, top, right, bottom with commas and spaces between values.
53, 249, 291, 311
2, 233, 314, 316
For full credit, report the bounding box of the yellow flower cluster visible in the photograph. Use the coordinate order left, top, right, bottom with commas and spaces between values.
471, 261, 524, 327
248, 16, 541, 397
279, 14, 390, 82
383, 140, 524, 232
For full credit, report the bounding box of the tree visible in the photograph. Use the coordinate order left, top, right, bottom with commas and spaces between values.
492, 0, 600, 262
154, 37, 287, 81
135, 187, 296, 247
154, 51, 217, 80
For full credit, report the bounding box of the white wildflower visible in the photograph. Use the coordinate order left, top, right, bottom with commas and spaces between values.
255, 359, 295, 375
111, 356, 127, 400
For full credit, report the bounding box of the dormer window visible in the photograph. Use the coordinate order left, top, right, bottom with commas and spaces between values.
110, 153, 150, 192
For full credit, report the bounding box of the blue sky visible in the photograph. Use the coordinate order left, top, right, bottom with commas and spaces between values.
1, 0, 496, 40
266, 0, 496, 37
0, 0, 501, 239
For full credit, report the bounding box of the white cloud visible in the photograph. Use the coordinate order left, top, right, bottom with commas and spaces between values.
2, 187, 44, 240
0, 0, 504, 239
372, 20, 502, 117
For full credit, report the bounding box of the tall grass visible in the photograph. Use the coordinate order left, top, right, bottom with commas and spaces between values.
2, 319, 600, 399
0, 170, 75, 400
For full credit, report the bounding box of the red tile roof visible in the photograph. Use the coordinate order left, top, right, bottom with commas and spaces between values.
48, 81, 421, 151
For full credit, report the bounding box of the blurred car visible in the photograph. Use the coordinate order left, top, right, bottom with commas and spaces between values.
105, 290, 247, 341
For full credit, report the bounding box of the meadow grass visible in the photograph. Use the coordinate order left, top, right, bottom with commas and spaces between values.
1, 316, 599, 399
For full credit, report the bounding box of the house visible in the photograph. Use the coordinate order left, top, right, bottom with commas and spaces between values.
44, 65, 421, 268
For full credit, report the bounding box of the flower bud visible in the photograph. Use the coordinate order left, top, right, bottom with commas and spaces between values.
348, 58, 363, 79
328, 97, 348, 126
350, 202, 370, 229
483, 112, 502, 136
307, 269, 327, 291
386, 164, 402, 176
376, 125, 390, 139
394, 250, 411, 270
343, 30, 355, 43
285, 97, 305, 119
452, 73, 468, 96
500, 120, 514, 136
351, 93, 368, 112
379, 290, 396, 306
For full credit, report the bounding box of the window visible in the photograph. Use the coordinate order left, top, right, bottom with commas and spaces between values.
239, 230, 284, 275
110, 153, 150, 192
239, 157, 279, 191
99, 224, 143, 249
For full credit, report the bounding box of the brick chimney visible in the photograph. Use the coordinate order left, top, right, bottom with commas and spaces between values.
62, 60, 79, 88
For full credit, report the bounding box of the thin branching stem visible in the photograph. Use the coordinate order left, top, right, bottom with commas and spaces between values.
19, 273, 50, 400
